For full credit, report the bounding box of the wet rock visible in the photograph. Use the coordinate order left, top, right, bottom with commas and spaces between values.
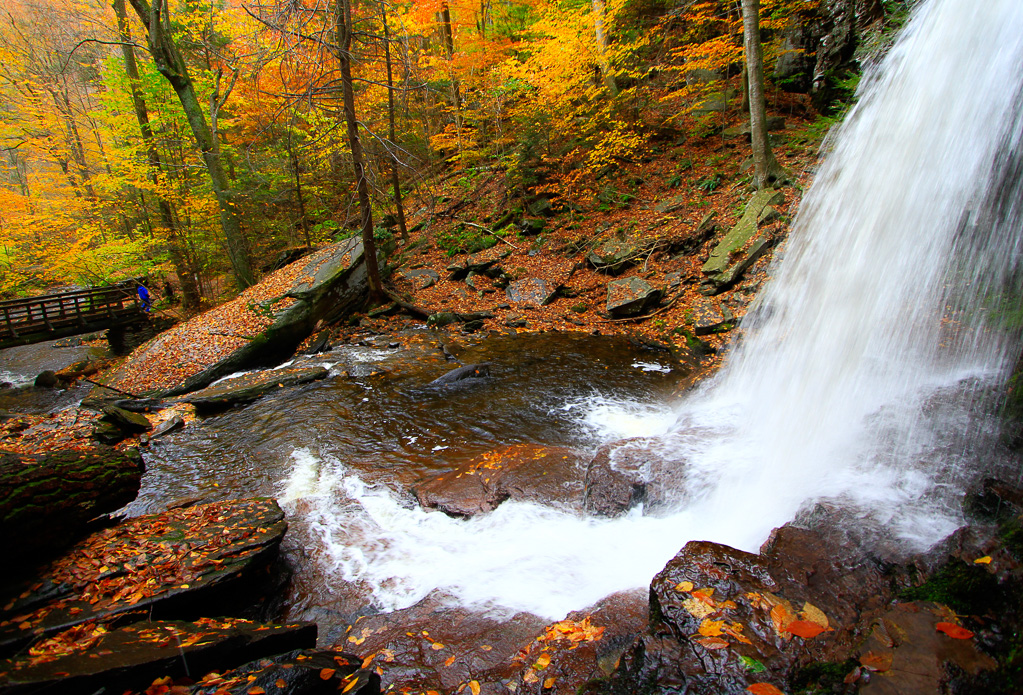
506, 278, 560, 307
427, 311, 459, 328
0, 619, 318, 695
100, 404, 152, 433
427, 363, 491, 387
691, 297, 735, 335
338, 595, 549, 694
606, 278, 662, 317
509, 590, 649, 695
466, 272, 496, 293
701, 189, 784, 295
602, 523, 896, 695
33, 370, 58, 389
144, 414, 185, 442
0, 498, 289, 656
850, 602, 996, 694
505, 315, 528, 328
583, 439, 678, 517
0, 447, 144, 564
414, 443, 587, 517
190, 649, 379, 695
402, 268, 440, 290
182, 366, 329, 412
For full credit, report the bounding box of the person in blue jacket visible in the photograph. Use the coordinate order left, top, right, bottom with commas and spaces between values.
137, 283, 151, 312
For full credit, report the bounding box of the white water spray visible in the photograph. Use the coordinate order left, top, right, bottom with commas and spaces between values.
280, 0, 1023, 620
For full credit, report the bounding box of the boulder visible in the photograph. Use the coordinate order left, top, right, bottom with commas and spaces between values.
506, 277, 560, 307
606, 278, 662, 317
587, 239, 649, 274
519, 218, 546, 235
100, 405, 152, 433
701, 189, 784, 295
0, 447, 144, 564
690, 297, 735, 335
601, 522, 898, 694
448, 247, 511, 281
181, 366, 329, 412
33, 371, 58, 389
0, 498, 288, 656
0, 619, 318, 695
583, 438, 677, 517
100, 238, 378, 398
426, 363, 491, 387
414, 443, 587, 518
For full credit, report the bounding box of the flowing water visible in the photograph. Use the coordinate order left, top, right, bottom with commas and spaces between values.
6, 0, 1023, 632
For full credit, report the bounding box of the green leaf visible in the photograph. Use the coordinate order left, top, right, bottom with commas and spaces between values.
740, 656, 767, 673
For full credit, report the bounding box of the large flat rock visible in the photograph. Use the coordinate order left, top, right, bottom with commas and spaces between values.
0, 498, 287, 656
0, 618, 316, 695
182, 366, 329, 412
100, 239, 372, 397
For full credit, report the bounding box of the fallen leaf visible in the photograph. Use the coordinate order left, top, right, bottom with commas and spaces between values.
543, 677, 556, 688
319, 668, 335, 680
675, 581, 694, 592
936, 622, 974, 639
275, 680, 286, 688
739, 655, 767, 673
247, 689, 265, 695
469, 680, 481, 695
535, 652, 551, 669
746, 683, 785, 695
431, 642, 445, 650
691, 636, 729, 650
698, 619, 725, 637
860, 651, 893, 672
974, 556, 992, 565
785, 620, 828, 639
682, 597, 716, 620
800, 602, 830, 629
445, 655, 458, 667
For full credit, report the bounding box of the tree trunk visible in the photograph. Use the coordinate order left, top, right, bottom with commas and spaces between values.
740, 0, 787, 189
114, 0, 200, 308
592, 0, 618, 96
333, 0, 384, 304
382, 1, 409, 243
126, 0, 255, 289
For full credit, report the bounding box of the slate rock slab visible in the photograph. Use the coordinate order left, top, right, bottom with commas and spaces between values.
587, 239, 650, 274
190, 649, 379, 695
606, 278, 662, 317
414, 443, 587, 518
181, 366, 329, 412
506, 278, 560, 307
583, 438, 682, 517
0, 618, 316, 695
0, 498, 288, 656
0, 447, 144, 563
701, 190, 784, 295
690, 297, 734, 336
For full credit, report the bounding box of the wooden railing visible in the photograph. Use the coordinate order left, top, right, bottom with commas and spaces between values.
0, 283, 146, 348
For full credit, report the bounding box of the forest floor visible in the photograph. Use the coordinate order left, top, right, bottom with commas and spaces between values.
316, 94, 825, 368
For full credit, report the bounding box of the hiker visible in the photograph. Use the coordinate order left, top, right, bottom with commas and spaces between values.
137, 283, 151, 312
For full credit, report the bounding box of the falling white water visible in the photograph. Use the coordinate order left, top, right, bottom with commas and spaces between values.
279, 0, 1023, 621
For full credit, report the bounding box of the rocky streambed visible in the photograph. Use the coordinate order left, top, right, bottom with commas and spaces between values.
1, 325, 1022, 694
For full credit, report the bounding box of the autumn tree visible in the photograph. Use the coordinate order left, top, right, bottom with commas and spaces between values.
126, 0, 256, 288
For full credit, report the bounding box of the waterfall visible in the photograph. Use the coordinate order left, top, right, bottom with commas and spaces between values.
282, 0, 1023, 619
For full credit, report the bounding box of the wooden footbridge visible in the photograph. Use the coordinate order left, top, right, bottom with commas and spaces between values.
0, 283, 148, 349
